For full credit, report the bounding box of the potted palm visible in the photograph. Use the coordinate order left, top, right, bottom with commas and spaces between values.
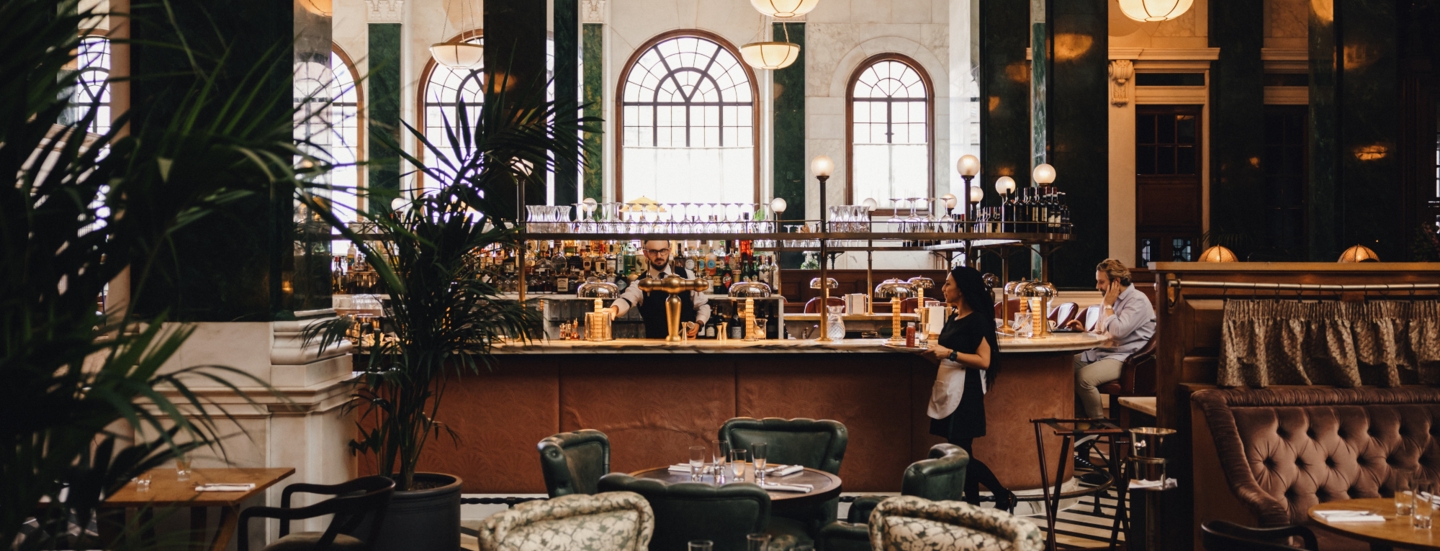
302, 73, 596, 551
2, 1, 303, 549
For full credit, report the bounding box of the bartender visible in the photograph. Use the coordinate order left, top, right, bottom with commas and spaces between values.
610, 239, 711, 338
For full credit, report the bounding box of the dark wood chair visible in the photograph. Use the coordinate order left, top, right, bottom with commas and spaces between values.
992, 299, 1023, 319
1200, 520, 1317, 551
1096, 336, 1158, 427
238, 476, 395, 551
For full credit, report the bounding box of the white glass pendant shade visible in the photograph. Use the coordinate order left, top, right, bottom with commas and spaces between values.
995, 176, 1017, 196
956, 154, 981, 177
430, 42, 484, 69
810, 155, 834, 177
769, 197, 788, 215
1117, 0, 1194, 22
750, 0, 821, 18
740, 41, 800, 70
968, 186, 985, 203
1033, 163, 1057, 184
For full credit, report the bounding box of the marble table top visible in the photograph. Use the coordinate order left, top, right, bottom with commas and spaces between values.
491, 333, 1106, 355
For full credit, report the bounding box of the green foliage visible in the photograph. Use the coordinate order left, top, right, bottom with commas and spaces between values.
1, 0, 303, 548
301, 70, 600, 491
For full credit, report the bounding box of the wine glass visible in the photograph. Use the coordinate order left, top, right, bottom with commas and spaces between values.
888, 198, 904, 233
751, 443, 768, 483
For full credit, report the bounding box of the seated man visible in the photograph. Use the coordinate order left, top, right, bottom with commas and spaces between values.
1065, 259, 1155, 420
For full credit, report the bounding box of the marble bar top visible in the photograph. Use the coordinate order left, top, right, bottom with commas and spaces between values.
490, 334, 1106, 355
784, 313, 921, 321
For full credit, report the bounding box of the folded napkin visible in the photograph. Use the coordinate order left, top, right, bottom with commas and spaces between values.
1315, 511, 1384, 523
668, 464, 704, 474
759, 482, 813, 493
194, 483, 255, 492
1127, 478, 1177, 491
760, 465, 804, 477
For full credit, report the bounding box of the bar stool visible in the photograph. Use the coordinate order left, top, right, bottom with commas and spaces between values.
1028, 418, 1129, 551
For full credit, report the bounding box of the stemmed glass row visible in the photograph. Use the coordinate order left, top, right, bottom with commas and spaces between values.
529, 202, 774, 234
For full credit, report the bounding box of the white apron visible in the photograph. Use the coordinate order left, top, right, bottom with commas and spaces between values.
927, 359, 988, 419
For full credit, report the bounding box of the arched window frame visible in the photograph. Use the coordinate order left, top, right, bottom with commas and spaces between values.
330, 43, 365, 229
615, 29, 761, 204
845, 53, 934, 211
72, 34, 111, 135
416, 30, 485, 191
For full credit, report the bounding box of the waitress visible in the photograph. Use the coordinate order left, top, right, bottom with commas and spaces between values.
610, 240, 711, 339
918, 266, 1016, 511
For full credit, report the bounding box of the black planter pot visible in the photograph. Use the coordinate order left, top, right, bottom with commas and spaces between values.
367, 473, 462, 551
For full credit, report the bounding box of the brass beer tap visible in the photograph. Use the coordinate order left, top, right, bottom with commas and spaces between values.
637, 274, 710, 342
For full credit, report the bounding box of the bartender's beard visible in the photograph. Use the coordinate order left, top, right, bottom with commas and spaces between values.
650, 258, 668, 272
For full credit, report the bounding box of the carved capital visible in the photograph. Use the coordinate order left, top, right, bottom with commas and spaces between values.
582, 0, 605, 24
1109, 59, 1135, 107
366, 0, 403, 24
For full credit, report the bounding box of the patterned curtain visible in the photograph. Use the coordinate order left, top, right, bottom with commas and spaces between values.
1220, 300, 1440, 387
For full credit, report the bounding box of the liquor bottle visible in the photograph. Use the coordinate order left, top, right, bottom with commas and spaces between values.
684, 244, 697, 274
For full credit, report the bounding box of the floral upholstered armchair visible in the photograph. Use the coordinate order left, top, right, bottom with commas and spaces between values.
478, 491, 653, 551
868, 496, 1043, 551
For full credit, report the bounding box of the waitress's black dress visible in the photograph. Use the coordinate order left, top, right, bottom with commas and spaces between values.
928, 311, 998, 443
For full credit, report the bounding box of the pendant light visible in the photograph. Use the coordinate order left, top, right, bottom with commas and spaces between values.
741, 19, 800, 70
430, 0, 483, 70
1116, 0, 1194, 22
750, 0, 821, 18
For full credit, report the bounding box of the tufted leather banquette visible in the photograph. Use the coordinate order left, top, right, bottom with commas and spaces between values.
1192, 387, 1440, 550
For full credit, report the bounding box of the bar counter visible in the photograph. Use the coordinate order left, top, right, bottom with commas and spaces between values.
410, 333, 1104, 495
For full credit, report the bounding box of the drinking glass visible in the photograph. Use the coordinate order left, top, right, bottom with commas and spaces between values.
751, 443, 769, 482
746, 533, 772, 551
713, 439, 729, 472
1416, 478, 1437, 529
689, 445, 706, 481
755, 318, 768, 340
133, 471, 153, 491
1394, 469, 1416, 516
175, 455, 193, 481
888, 199, 903, 232
688, 540, 714, 551
730, 449, 747, 480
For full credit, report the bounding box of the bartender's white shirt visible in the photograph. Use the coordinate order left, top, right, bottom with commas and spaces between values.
611, 265, 711, 325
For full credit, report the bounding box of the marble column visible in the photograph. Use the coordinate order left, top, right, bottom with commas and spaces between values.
1045, 0, 1107, 288
773, 22, 806, 225
486, 0, 547, 217
581, 1, 605, 202
1208, 0, 1265, 259
1307, 0, 1339, 260
1030, 0, 1049, 170
1337, 0, 1400, 259
978, 0, 1031, 214
553, 0, 580, 206
366, 1, 403, 207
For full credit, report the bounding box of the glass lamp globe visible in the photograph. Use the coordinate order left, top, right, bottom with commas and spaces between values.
750, 0, 821, 18
862, 198, 878, 211
995, 176, 1017, 196
968, 186, 985, 203
1117, 0, 1195, 22
1033, 163, 1057, 185
956, 154, 981, 177
810, 155, 835, 177
769, 197, 788, 215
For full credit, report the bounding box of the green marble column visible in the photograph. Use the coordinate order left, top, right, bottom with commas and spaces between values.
978, 0, 1031, 207
367, 23, 402, 206
130, 0, 331, 321
486, 0, 547, 220
1337, 0, 1400, 259
1307, 0, 1339, 260
773, 22, 806, 224
553, 0, 579, 206
1030, 0, 1049, 169
1208, 0, 1265, 258
1046, 0, 1107, 287
582, 24, 604, 202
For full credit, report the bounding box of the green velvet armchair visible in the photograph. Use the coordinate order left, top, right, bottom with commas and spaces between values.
537, 430, 610, 498
719, 417, 848, 536
817, 443, 969, 551
596, 474, 808, 551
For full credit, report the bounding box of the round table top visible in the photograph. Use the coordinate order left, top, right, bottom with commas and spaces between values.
631, 464, 842, 505
1309, 497, 1440, 550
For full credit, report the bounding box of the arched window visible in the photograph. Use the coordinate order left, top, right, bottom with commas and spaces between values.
419, 33, 486, 185
618, 31, 758, 204
71, 36, 111, 134
847, 55, 932, 209
329, 46, 363, 252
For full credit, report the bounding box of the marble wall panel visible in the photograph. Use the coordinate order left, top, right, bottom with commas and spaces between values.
1046, 0, 1109, 288
583, 24, 605, 201
774, 23, 808, 224
367, 23, 401, 202
554, 0, 581, 206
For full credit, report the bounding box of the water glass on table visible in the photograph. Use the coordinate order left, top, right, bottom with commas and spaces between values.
1394, 468, 1416, 516
688, 446, 706, 482
746, 533, 771, 551
175, 455, 193, 482
730, 449, 747, 481
1417, 479, 1437, 529
688, 540, 714, 551
751, 443, 769, 483
132, 471, 153, 491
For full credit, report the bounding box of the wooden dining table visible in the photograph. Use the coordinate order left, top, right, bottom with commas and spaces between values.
631, 463, 843, 508
1310, 497, 1440, 550
102, 467, 294, 551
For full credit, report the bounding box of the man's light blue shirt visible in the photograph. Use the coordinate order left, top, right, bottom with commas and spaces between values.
1081, 284, 1156, 363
